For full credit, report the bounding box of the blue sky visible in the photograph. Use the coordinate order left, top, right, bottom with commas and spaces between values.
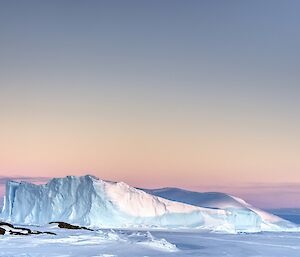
1, 1, 300, 207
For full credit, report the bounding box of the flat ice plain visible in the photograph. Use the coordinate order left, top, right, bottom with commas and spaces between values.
1, 227, 300, 257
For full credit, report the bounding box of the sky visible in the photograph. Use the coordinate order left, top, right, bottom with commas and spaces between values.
1, 0, 300, 208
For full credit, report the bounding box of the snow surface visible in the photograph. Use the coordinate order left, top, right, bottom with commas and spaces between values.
0, 175, 298, 233
1, 227, 300, 257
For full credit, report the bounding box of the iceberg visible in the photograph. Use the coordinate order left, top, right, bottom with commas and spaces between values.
0, 175, 297, 233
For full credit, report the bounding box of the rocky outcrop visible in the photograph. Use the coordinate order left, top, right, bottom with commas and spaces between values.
0, 221, 56, 236
49, 221, 93, 231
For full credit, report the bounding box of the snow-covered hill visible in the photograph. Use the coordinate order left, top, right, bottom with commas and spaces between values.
0, 175, 297, 233
143, 187, 295, 232
142, 188, 245, 209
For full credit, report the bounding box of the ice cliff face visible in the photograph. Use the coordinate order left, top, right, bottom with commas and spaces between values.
0, 175, 297, 233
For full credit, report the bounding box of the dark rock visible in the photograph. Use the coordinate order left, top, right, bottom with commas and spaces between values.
14, 227, 32, 234
49, 221, 94, 231
0, 227, 5, 235
0, 221, 56, 236
43, 231, 57, 235
0, 222, 14, 228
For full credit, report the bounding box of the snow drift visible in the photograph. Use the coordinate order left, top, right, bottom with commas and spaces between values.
0, 175, 297, 233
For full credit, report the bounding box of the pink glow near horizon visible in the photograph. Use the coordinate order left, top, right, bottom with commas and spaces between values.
0, 176, 298, 209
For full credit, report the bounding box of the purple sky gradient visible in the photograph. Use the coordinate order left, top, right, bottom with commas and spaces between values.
1, 1, 300, 209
